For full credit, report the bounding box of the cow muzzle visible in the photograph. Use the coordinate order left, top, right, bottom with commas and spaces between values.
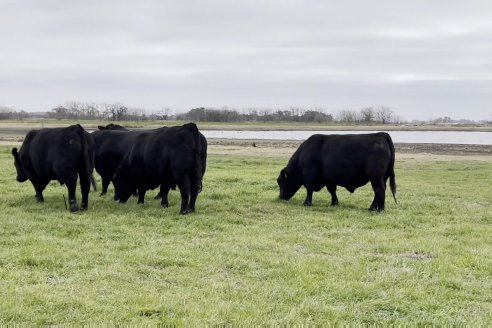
16, 175, 28, 183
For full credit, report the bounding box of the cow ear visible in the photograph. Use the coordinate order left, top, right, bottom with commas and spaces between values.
12, 148, 18, 158
281, 169, 288, 178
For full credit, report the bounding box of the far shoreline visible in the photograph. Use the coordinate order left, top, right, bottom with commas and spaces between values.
1, 138, 491, 156
0, 121, 490, 156
0, 120, 491, 132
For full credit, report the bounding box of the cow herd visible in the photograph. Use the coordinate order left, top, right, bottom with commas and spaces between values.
11, 123, 397, 214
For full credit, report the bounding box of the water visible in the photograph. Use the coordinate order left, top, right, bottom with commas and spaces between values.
201, 130, 492, 145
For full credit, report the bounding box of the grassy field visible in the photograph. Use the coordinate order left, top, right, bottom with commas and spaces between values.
0, 145, 491, 324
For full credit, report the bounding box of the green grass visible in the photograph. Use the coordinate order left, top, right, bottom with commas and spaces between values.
0, 145, 491, 324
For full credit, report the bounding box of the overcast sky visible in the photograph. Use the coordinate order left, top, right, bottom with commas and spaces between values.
1, 0, 491, 120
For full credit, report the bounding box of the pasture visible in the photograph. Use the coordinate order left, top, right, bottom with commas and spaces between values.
0, 144, 491, 324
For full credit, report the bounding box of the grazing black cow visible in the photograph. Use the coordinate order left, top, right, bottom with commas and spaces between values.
112, 123, 207, 214
277, 132, 396, 211
93, 124, 206, 202
92, 124, 142, 197
12, 124, 95, 212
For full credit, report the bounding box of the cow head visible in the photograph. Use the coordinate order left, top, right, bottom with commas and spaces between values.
112, 166, 136, 202
98, 123, 128, 131
277, 167, 302, 200
11, 148, 28, 182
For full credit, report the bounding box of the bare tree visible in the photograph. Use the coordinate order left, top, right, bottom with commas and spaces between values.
375, 106, 395, 124
49, 105, 69, 119
336, 109, 359, 122
103, 103, 129, 121
360, 107, 375, 122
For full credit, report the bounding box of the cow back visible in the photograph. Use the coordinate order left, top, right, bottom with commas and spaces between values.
16, 125, 92, 181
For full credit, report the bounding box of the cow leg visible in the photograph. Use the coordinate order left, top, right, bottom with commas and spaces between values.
32, 179, 49, 203
137, 188, 146, 204
159, 184, 172, 208
176, 175, 191, 215
100, 176, 111, 196
327, 184, 339, 206
64, 174, 79, 212
79, 173, 90, 211
302, 167, 320, 206
303, 189, 313, 206
369, 178, 386, 212
188, 181, 200, 213
154, 191, 162, 200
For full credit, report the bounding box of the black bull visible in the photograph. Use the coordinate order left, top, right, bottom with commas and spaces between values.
92, 124, 141, 198
277, 132, 397, 211
112, 123, 207, 214
93, 124, 207, 202
12, 124, 96, 212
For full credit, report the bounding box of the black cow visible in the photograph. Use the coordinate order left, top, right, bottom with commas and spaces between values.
12, 124, 95, 212
112, 123, 207, 214
92, 124, 142, 197
277, 132, 396, 211
93, 124, 206, 201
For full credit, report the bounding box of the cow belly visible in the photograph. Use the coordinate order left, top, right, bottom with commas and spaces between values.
327, 171, 370, 193
340, 179, 369, 193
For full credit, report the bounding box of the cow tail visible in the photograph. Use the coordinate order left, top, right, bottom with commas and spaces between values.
382, 132, 397, 203
184, 122, 203, 193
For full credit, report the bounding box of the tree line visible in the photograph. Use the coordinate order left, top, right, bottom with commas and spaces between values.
0, 102, 400, 123
0, 106, 30, 120
1, 102, 489, 124
47, 102, 172, 121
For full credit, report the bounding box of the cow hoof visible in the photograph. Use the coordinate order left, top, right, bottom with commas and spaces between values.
35, 195, 44, 202
179, 209, 191, 215
303, 201, 312, 206
369, 206, 383, 212
70, 204, 79, 212
81, 203, 88, 211
161, 203, 169, 208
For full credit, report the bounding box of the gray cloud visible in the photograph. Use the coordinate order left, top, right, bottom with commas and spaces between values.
1, 0, 492, 120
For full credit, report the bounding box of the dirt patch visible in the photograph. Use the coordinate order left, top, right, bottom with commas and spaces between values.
0, 140, 22, 146
400, 251, 434, 261
395, 143, 491, 156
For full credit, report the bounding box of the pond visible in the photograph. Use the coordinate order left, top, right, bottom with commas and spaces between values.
201, 130, 492, 145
